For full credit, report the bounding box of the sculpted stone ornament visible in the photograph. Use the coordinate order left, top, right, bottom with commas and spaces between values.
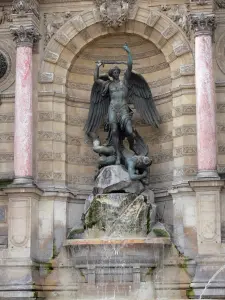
12, 0, 39, 19
191, 13, 216, 36
12, 25, 40, 47
0, 6, 13, 24
94, 0, 135, 28
44, 12, 73, 46
0, 52, 8, 79
214, 0, 225, 8
160, 4, 191, 39
84, 43, 160, 182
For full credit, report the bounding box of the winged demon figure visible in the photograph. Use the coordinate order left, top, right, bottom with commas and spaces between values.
84, 43, 161, 166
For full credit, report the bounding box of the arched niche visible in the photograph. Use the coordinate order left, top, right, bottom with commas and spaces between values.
37, 7, 195, 191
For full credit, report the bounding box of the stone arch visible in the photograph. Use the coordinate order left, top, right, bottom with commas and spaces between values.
37, 6, 196, 190
39, 6, 194, 87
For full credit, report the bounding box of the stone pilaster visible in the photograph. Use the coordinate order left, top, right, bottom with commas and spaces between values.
189, 179, 225, 298
1, 185, 43, 299
191, 14, 218, 179
169, 186, 197, 258
189, 180, 223, 254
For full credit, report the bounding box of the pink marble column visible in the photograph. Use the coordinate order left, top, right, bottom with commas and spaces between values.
192, 14, 218, 178
12, 26, 39, 184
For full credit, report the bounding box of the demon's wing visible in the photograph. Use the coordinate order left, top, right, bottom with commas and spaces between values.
127, 71, 161, 128
84, 75, 111, 135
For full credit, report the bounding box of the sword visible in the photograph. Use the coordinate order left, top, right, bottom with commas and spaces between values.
95, 60, 139, 65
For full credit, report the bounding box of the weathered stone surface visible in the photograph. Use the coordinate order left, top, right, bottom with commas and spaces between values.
141, 189, 155, 204
148, 222, 171, 238
84, 193, 152, 238
94, 165, 144, 194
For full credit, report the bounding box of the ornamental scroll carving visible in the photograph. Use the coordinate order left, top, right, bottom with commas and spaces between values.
160, 4, 191, 39
214, 0, 225, 8
94, 0, 136, 28
44, 12, 75, 46
0, 7, 12, 25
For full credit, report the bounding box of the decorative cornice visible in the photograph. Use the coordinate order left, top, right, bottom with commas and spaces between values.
11, 25, 40, 47
12, 0, 39, 19
191, 13, 216, 37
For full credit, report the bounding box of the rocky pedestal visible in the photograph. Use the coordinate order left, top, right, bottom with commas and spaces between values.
68, 165, 155, 239
84, 193, 152, 238
94, 165, 145, 194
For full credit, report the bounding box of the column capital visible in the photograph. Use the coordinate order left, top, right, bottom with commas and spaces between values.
12, 0, 39, 19
11, 25, 40, 47
191, 13, 216, 37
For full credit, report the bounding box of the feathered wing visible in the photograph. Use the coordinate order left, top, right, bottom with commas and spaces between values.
127, 71, 161, 128
84, 75, 111, 135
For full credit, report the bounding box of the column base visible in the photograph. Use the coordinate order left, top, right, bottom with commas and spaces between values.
12, 176, 34, 186
197, 170, 220, 179
190, 255, 225, 299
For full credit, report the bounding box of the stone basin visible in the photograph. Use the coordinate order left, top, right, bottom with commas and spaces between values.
42, 238, 174, 299
64, 238, 171, 270
64, 237, 171, 246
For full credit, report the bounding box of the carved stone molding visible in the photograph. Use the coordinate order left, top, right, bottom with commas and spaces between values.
0, 153, 13, 162
152, 149, 173, 164
191, 13, 216, 37
12, 0, 39, 19
94, 0, 136, 28
0, 6, 13, 24
38, 111, 63, 122
174, 146, 197, 157
174, 166, 197, 177
215, 0, 225, 8
44, 11, 77, 47
160, 4, 191, 40
0, 113, 14, 123
150, 172, 173, 184
190, 0, 209, 5
38, 172, 64, 181
38, 131, 65, 142
38, 152, 63, 161
174, 125, 196, 137
174, 105, 196, 117
11, 25, 40, 47
144, 132, 172, 144
67, 174, 94, 185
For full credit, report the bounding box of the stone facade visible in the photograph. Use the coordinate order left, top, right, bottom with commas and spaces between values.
0, 0, 225, 298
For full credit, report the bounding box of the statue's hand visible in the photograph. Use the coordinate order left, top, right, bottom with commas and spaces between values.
123, 43, 130, 53
141, 171, 148, 178
96, 61, 103, 68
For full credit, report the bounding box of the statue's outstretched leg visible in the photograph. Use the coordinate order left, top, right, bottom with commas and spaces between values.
111, 123, 121, 165
125, 120, 135, 152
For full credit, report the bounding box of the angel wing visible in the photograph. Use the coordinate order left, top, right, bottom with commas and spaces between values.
127, 71, 161, 128
84, 75, 111, 135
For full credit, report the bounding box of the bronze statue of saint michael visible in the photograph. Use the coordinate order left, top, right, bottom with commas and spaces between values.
84, 43, 161, 165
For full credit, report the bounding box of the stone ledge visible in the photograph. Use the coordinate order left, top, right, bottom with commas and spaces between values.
64, 237, 171, 246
